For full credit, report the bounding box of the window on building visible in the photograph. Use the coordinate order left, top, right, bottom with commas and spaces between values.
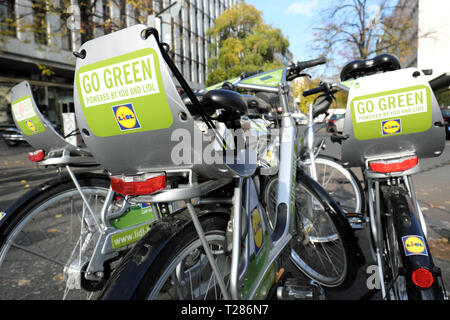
120, 0, 127, 29
79, 0, 93, 44
0, 0, 16, 37
31, 0, 47, 45
60, 0, 72, 51
103, 0, 112, 34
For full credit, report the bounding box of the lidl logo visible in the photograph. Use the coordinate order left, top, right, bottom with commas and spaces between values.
402, 235, 428, 256
26, 120, 37, 133
252, 209, 264, 253
112, 103, 141, 131
381, 119, 401, 135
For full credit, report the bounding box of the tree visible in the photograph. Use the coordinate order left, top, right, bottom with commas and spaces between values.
206, 2, 290, 86
311, 0, 428, 78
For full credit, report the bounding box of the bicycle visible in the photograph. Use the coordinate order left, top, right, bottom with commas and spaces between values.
307, 53, 447, 300
0, 82, 161, 299
256, 91, 364, 228
67, 24, 364, 300
205, 71, 365, 226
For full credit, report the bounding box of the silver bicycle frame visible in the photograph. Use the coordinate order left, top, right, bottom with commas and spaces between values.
229, 80, 297, 299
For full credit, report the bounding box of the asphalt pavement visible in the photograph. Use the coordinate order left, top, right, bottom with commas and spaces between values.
0, 132, 449, 300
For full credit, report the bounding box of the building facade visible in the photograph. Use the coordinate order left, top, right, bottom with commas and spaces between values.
0, 0, 237, 130
382, 0, 450, 105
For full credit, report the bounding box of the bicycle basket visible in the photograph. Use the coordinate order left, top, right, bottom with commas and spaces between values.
341, 68, 445, 167
73, 24, 256, 178
10, 81, 88, 155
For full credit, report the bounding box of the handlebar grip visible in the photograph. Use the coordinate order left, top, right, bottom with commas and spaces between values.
297, 57, 327, 71
312, 96, 332, 118
330, 133, 349, 144
302, 84, 327, 97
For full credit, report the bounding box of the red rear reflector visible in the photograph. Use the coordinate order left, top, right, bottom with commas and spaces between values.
412, 268, 434, 288
369, 156, 418, 173
28, 150, 45, 162
110, 173, 166, 196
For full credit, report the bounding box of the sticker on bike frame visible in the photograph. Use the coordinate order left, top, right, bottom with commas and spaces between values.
75, 48, 173, 137
11, 95, 46, 136
402, 235, 428, 256
349, 85, 432, 140
111, 223, 151, 249
251, 209, 264, 254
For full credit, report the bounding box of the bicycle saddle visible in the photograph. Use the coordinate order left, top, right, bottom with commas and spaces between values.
183, 89, 248, 115
340, 54, 401, 81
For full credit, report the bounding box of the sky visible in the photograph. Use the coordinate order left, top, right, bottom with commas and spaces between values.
245, 0, 328, 63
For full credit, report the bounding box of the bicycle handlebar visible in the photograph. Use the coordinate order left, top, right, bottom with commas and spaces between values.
302, 83, 329, 97
296, 57, 327, 72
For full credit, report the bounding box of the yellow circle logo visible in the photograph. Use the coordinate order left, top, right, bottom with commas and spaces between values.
115, 105, 138, 129
404, 236, 426, 254
26, 120, 37, 133
252, 209, 263, 249
382, 119, 401, 134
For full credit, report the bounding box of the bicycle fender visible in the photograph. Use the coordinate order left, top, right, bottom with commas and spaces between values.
0, 172, 109, 230
384, 189, 442, 298
297, 170, 366, 267
99, 209, 230, 300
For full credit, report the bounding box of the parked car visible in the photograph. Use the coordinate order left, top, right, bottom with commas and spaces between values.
1, 126, 26, 147
326, 113, 345, 133
441, 107, 450, 139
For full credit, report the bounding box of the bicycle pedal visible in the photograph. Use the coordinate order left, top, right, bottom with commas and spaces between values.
345, 212, 365, 230
276, 278, 316, 300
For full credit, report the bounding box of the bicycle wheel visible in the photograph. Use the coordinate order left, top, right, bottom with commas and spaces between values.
302, 155, 364, 214
384, 203, 408, 300
133, 212, 230, 300
382, 186, 445, 300
264, 173, 357, 287
0, 175, 110, 300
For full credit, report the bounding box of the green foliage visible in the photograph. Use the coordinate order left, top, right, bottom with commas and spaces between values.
206, 2, 290, 86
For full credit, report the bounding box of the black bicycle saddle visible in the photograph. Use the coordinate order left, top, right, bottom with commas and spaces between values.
340, 54, 401, 81
182, 89, 248, 115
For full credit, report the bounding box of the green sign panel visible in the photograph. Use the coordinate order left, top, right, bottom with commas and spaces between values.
75, 48, 173, 137
350, 85, 432, 140
239, 69, 284, 88
11, 95, 46, 136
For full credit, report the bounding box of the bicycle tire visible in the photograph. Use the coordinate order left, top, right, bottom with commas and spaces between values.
133, 211, 230, 300
302, 155, 364, 214
264, 172, 359, 288
0, 174, 110, 300
382, 185, 445, 300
